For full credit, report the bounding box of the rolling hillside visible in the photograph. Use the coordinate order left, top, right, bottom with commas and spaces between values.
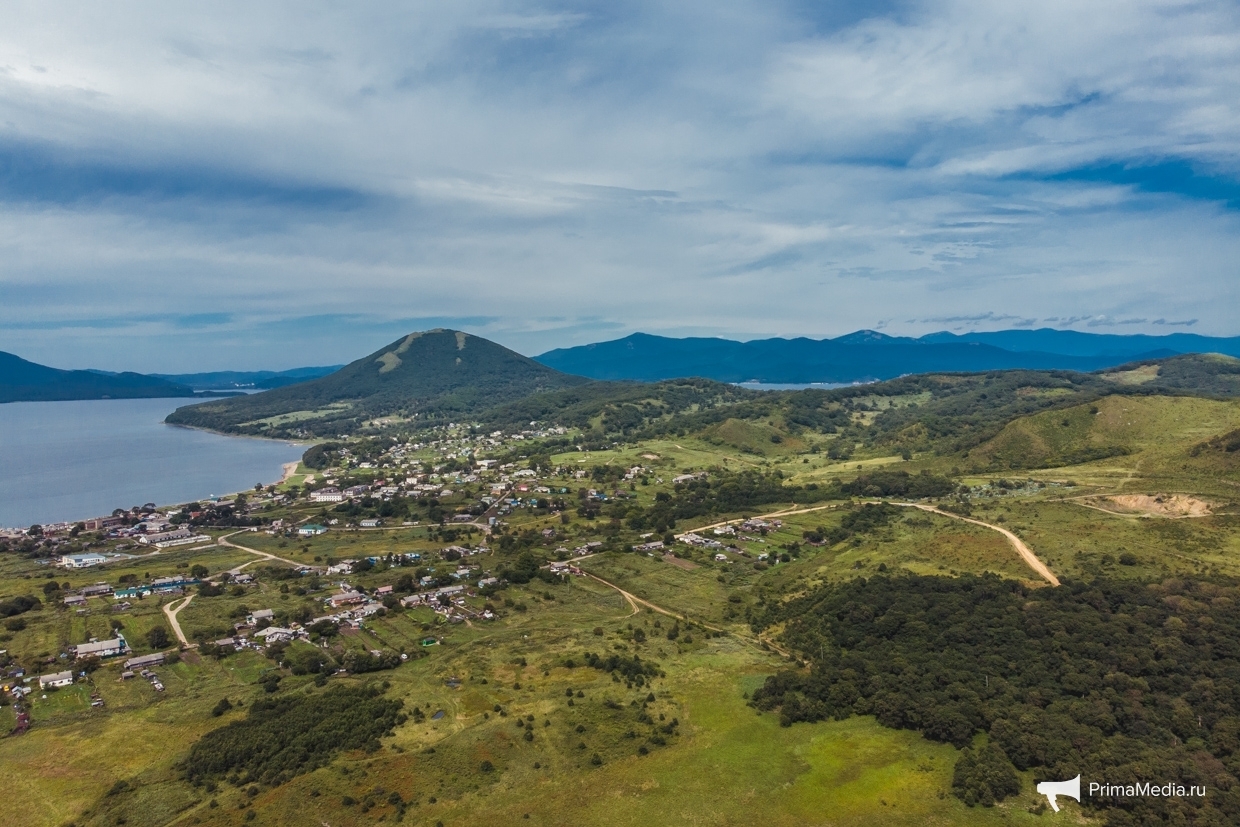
165, 329, 590, 435
0, 350, 195, 403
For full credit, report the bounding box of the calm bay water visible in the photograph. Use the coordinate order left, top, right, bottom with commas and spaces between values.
0, 398, 304, 528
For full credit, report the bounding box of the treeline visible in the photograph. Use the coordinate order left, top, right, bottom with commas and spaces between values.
0, 594, 40, 617
579, 651, 664, 683
616, 468, 955, 534
184, 685, 403, 786
752, 573, 1240, 823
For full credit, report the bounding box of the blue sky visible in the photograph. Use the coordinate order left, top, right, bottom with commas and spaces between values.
1, 0, 1239, 371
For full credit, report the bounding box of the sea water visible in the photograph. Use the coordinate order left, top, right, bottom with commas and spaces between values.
0, 398, 304, 527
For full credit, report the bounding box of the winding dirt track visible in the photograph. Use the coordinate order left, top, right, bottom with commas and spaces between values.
163, 594, 194, 647
888, 502, 1060, 586
580, 571, 794, 658
218, 530, 307, 568
689, 499, 1059, 586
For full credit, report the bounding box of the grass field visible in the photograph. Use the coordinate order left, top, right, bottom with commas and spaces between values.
15, 391, 1240, 826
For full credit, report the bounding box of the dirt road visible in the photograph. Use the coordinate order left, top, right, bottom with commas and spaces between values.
219, 530, 308, 569
683, 499, 1058, 586
163, 594, 194, 647
581, 570, 794, 658
891, 503, 1060, 586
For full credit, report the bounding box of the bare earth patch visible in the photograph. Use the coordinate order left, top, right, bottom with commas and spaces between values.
1103, 494, 1212, 517
1100, 364, 1161, 385
661, 553, 698, 570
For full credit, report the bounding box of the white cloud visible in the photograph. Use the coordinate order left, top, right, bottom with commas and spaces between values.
0, 1, 1238, 370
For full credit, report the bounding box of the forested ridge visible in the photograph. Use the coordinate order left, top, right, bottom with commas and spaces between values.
753, 574, 1240, 824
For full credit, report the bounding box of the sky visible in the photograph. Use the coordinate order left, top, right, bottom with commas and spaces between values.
2, 0, 1239, 372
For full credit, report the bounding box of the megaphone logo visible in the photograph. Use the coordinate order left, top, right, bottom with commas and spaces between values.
1035, 775, 1081, 812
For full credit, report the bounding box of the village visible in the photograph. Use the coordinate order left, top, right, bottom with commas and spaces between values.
0, 414, 832, 768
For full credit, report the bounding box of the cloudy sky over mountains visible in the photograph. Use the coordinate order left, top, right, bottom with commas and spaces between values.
2, 1, 1239, 370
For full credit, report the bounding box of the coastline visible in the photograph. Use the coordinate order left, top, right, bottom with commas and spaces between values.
0, 398, 308, 529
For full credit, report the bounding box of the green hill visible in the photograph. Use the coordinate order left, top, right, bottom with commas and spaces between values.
0, 350, 195, 403
969, 395, 1240, 471
165, 329, 590, 436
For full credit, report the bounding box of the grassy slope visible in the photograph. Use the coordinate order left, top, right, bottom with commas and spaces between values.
17, 380, 1240, 826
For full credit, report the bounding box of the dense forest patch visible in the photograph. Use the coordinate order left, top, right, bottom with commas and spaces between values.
183, 685, 403, 786
753, 573, 1240, 824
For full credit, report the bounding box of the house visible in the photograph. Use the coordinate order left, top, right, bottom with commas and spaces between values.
247, 609, 275, 625
150, 575, 198, 593
714, 553, 729, 562
634, 541, 665, 552
59, 552, 108, 569
375, 585, 394, 596
451, 513, 474, 523
327, 591, 366, 608
478, 577, 499, 588
80, 583, 113, 597
64, 594, 88, 607
309, 487, 344, 503
39, 671, 74, 689
123, 652, 165, 670
254, 626, 296, 642
359, 518, 381, 528
298, 524, 328, 537
72, 637, 126, 659
325, 561, 354, 574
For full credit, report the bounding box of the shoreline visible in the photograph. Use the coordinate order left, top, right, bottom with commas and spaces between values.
0, 403, 309, 529
2, 454, 300, 531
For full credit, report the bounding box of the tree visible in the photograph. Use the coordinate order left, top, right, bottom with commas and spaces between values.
190, 564, 209, 579
952, 745, 1020, 807
148, 626, 171, 649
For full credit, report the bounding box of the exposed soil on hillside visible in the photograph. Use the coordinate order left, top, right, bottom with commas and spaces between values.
1102, 494, 1212, 518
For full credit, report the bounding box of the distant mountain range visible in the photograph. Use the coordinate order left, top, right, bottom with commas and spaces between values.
0, 351, 197, 403
7, 327, 1240, 408
535, 329, 1240, 383
150, 366, 342, 391
165, 329, 589, 434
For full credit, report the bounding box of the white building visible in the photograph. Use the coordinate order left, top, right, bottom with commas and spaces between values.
72, 637, 126, 659
59, 552, 108, 569
310, 488, 344, 503
39, 671, 74, 689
